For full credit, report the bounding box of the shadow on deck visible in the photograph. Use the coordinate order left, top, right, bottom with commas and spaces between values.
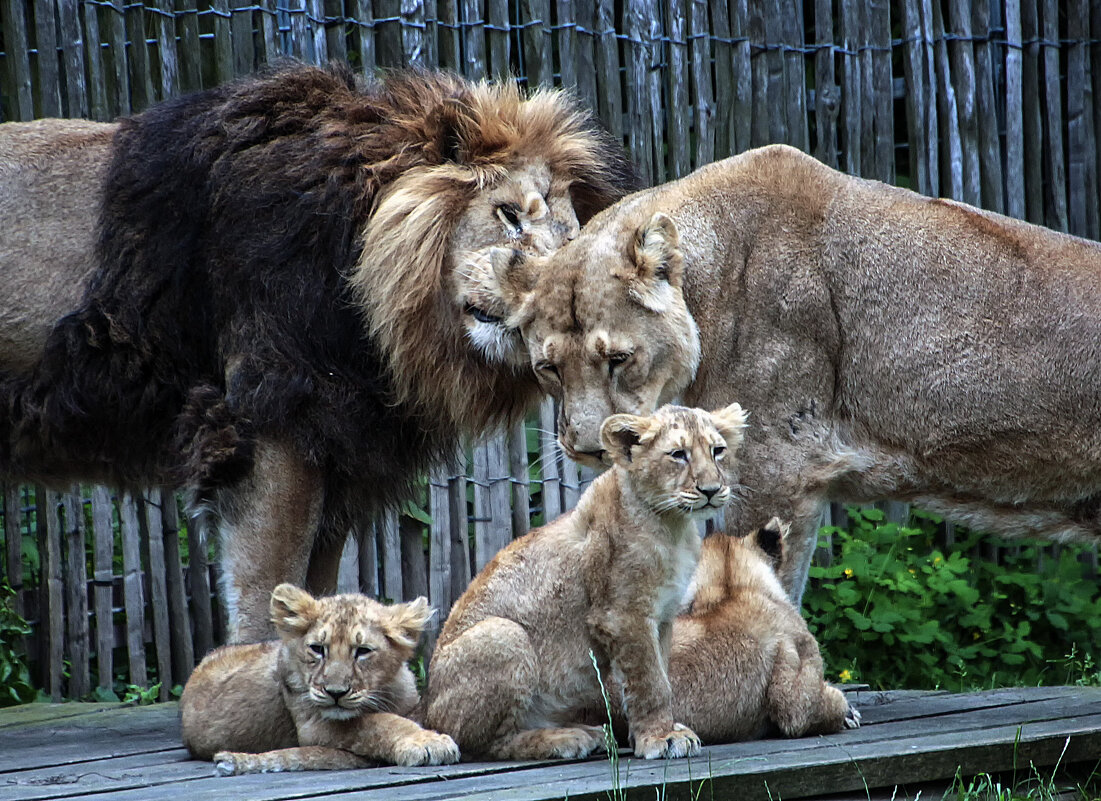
2, 686, 1100, 801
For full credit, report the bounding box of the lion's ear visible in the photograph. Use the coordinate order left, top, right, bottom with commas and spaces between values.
432, 98, 478, 163
270, 584, 319, 639
383, 596, 436, 649
625, 213, 684, 313
600, 413, 658, 467
709, 402, 749, 450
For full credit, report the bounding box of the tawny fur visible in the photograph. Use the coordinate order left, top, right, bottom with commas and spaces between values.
421, 403, 747, 761
180, 585, 459, 774
0, 63, 635, 642
491, 143, 1101, 604
666, 518, 860, 742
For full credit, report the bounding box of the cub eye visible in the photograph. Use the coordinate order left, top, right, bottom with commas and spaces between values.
354, 645, 375, 659
713, 445, 727, 459
496, 204, 522, 230
308, 643, 325, 657
464, 303, 503, 325
607, 352, 631, 375
669, 449, 689, 462
536, 361, 560, 381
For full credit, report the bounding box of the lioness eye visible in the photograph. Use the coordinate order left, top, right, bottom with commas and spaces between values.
464, 303, 503, 325
608, 352, 631, 375
713, 445, 727, 459
308, 643, 325, 657
355, 645, 375, 659
497, 204, 522, 230
536, 361, 560, 380
669, 449, 689, 462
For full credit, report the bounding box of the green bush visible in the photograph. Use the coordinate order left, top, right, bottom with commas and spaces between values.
804, 507, 1101, 691
0, 581, 35, 707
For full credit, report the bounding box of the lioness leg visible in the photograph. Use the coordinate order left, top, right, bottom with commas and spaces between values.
213, 746, 369, 775
424, 617, 605, 760
213, 437, 324, 642
765, 634, 858, 736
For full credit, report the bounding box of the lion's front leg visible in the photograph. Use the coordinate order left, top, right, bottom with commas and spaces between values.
298, 713, 460, 767
589, 613, 700, 760
211, 437, 325, 643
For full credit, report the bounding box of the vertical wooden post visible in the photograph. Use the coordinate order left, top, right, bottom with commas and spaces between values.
160, 495, 194, 685
2, 0, 34, 119
521, 0, 552, 88
487, 0, 510, 78
594, 0, 623, 141
62, 491, 89, 699
186, 510, 215, 661
1040, 0, 1067, 231
460, 0, 486, 78
688, 0, 714, 169
119, 492, 148, 689
1004, 0, 1025, 220
40, 489, 64, 701
508, 421, 531, 538
816, 0, 840, 170
380, 510, 403, 603
90, 487, 115, 694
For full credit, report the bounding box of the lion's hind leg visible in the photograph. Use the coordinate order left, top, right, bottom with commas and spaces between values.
765, 633, 857, 737
213, 746, 370, 776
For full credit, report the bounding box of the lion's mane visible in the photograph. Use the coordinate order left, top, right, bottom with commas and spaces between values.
2, 62, 633, 521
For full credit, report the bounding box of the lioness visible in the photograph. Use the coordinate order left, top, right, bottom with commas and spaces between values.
476, 144, 1101, 604
181, 584, 459, 774
421, 403, 747, 760
669, 518, 860, 742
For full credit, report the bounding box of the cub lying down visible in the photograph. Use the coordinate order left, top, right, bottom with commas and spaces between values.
422, 403, 748, 760
669, 518, 861, 742
180, 585, 459, 775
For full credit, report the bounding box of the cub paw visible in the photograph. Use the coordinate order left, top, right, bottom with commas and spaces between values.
844, 703, 862, 729
392, 730, 461, 766
213, 751, 255, 776
540, 725, 608, 759
633, 723, 702, 760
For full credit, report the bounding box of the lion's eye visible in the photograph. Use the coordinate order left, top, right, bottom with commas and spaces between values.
308, 643, 325, 657
464, 303, 503, 325
608, 352, 631, 376
713, 445, 727, 459
536, 361, 560, 381
497, 204, 522, 230
354, 645, 375, 659
669, 449, 689, 462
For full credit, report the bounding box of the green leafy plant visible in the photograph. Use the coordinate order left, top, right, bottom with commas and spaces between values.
0, 582, 34, 707
804, 507, 1101, 691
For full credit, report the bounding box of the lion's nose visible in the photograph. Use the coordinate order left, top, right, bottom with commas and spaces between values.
700, 486, 721, 502
326, 687, 349, 702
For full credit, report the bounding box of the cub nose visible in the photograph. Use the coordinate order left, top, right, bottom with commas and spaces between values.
700, 487, 721, 502
326, 687, 349, 702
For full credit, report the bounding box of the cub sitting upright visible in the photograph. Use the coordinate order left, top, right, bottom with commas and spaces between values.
670, 518, 861, 743
181, 584, 459, 774
421, 403, 748, 760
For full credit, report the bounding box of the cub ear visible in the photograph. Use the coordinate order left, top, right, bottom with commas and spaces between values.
270, 584, 319, 639
754, 517, 791, 568
600, 413, 657, 467
625, 212, 683, 312
383, 596, 436, 650
709, 402, 749, 450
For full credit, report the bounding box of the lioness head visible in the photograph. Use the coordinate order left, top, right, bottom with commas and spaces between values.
459, 212, 700, 463
600, 403, 747, 518
270, 584, 434, 721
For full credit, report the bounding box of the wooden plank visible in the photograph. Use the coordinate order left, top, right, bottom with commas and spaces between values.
150, 0, 178, 100
1020, 0, 1044, 223
838, 1, 862, 174
358, 525, 380, 596
62, 491, 89, 700
81, 0, 109, 119
400, 0, 426, 67
709, 0, 734, 160
379, 509, 403, 602
688, 0, 713, 169
763, 0, 787, 145
459, 0, 486, 78
57, 0, 89, 118
103, 0, 130, 116
508, 420, 530, 538
947, 0, 980, 205
160, 494, 194, 686
645, 0, 664, 183
1040, 0, 1067, 231
184, 510, 214, 661
230, 0, 255, 75
1066, 0, 1089, 237
141, 492, 173, 701
623, 0, 653, 185
257, 0, 280, 67
6, 751, 211, 801
521, 0, 552, 88
487, 0, 510, 78
354, 0, 378, 72
782, 0, 808, 154
472, 432, 511, 571
435, 0, 458, 72
1091, 0, 1101, 240
90, 487, 115, 693
427, 464, 452, 644
555, 0, 577, 94
283, 0, 308, 61
593, 0, 622, 141
336, 531, 360, 593
560, 454, 581, 510
399, 515, 428, 601
125, 0, 155, 110
325, 0, 348, 64
2, 0, 34, 119
972, 0, 1003, 213
566, 0, 598, 111
119, 492, 148, 688
39, 489, 64, 701
307, 0, 328, 63
869, 0, 891, 181
537, 399, 562, 522
748, 0, 769, 147
448, 468, 471, 605
932, 0, 963, 199
857, 0, 875, 174
1004, 0, 1025, 219
729, 0, 751, 153
33, 0, 63, 116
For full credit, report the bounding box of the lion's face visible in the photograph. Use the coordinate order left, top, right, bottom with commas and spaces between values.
601, 403, 746, 518
451, 161, 580, 366
271, 584, 433, 721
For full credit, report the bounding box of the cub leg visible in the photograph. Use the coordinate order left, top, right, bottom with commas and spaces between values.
213, 437, 324, 643
589, 613, 700, 759
423, 617, 605, 760
765, 634, 860, 736
213, 746, 370, 775
297, 713, 460, 767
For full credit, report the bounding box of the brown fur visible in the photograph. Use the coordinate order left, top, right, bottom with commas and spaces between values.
421, 403, 747, 760
667, 518, 860, 742
490, 144, 1101, 605
180, 585, 459, 774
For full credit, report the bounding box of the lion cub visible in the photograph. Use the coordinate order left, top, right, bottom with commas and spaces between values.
671, 519, 861, 742
422, 403, 748, 760
181, 584, 460, 774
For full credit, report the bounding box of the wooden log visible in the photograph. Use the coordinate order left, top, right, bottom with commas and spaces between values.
472, 432, 512, 572
174, 0, 201, 92
336, 532, 360, 594
185, 511, 214, 661
118, 492, 147, 688
869, 0, 891, 181
149, 0, 178, 100
646, 1, 664, 183
521, 0, 552, 88
257, 0, 280, 67
80, 0, 109, 119
593, 0, 622, 140
326, 0, 349, 64
1020, 0, 1044, 223
487, 0, 510, 78
40, 489, 64, 701
748, 0, 769, 147
818, 0, 843, 172
782, 0, 808, 154
932, 0, 963, 200
624, 0, 654, 185
1040, 0, 1067, 231
729, 0, 751, 153
763, 0, 786, 145
508, 421, 531, 538
448, 468, 471, 603
427, 464, 452, 643
947, 0, 980, 206
210, 0, 236, 85
436, 0, 459, 72
2, 0, 34, 119
90, 487, 114, 693
1066, 0, 1089, 237
230, 0, 255, 75
33, 0, 63, 116
355, 0, 379, 71
102, 0, 130, 116
398, 516, 428, 602
972, 0, 1003, 213
140, 492, 173, 701
556, 0, 578, 94
284, 0, 309, 61
709, 0, 734, 160
567, 0, 598, 111
400, 0, 426, 67
1004, 0, 1025, 219
379, 509, 403, 603
538, 399, 563, 523
688, 0, 714, 169
125, 0, 155, 110
459, 0, 486, 78
373, 0, 402, 69
838, 0, 863, 175
61, 491, 89, 699
358, 525, 379, 596
560, 455, 581, 511
918, 0, 938, 196
57, 0, 88, 118
307, 0, 328, 63
160, 494, 194, 685
1091, 0, 1101, 239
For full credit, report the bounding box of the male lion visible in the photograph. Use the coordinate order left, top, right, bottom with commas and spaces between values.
181, 584, 459, 774
668, 518, 860, 742
0, 62, 634, 641
475, 143, 1101, 605
421, 402, 748, 760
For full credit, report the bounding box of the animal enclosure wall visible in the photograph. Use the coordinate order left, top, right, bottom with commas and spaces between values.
2, 0, 1100, 699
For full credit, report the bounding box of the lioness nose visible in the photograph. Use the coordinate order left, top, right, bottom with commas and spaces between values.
700, 487, 720, 502
326, 687, 349, 701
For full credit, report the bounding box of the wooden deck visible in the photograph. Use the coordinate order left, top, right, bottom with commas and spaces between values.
2, 686, 1100, 801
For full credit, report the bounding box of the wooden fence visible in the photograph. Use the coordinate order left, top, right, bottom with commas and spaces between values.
2, 0, 1100, 699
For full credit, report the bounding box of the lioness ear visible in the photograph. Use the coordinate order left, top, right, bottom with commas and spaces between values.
625, 212, 683, 313
709, 402, 749, 450
383, 596, 436, 650
754, 516, 789, 567
270, 584, 319, 639
600, 413, 656, 467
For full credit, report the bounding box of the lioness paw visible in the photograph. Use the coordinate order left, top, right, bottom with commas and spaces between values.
844, 704, 862, 729
213, 751, 270, 776
392, 730, 461, 766
634, 723, 702, 760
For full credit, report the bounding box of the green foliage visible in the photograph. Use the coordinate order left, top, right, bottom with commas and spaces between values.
0, 582, 35, 707
120, 682, 162, 705
805, 508, 1101, 691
